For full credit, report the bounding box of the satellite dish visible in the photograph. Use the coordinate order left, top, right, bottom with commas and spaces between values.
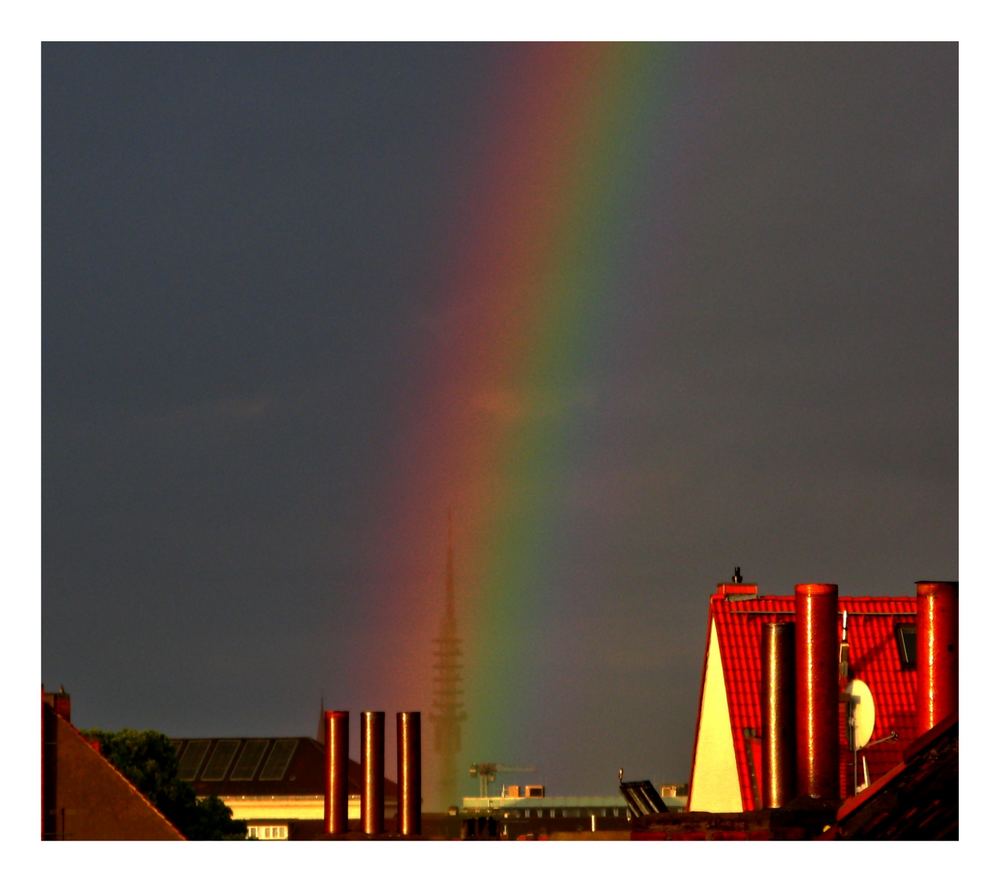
845, 678, 876, 750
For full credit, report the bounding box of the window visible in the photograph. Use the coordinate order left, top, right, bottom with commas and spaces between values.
246, 825, 288, 841
896, 622, 917, 668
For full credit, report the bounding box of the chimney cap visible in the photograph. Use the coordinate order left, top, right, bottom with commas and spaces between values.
719, 583, 758, 598
794, 582, 838, 596
915, 581, 958, 596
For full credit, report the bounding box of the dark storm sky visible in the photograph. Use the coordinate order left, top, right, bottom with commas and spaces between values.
41, 42, 957, 797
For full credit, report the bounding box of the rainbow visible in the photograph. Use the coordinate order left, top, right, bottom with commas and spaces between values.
362, 44, 695, 794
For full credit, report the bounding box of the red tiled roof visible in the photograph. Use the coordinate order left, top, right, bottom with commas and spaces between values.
691, 585, 918, 811
43, 698, 185, 840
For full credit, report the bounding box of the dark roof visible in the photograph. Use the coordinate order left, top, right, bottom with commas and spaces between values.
818, 714, 958, 840
630, 805, 836, 841
170, 736, 398, 799
690, 584, 918, 809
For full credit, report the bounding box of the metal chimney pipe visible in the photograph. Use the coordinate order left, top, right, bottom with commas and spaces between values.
323, 710, 349, 835
396, 712, 421, 836
916, 581, 958, 733
361, 711, 385, 835
761, 621, 796, 808
794, 583, 839, 801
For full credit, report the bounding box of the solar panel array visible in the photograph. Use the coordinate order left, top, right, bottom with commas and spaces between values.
230, 739, 270, 781
172, 737, 304, 782
259, 739, 298, 781
201, 739, 241, 781
620, 780, 668, 817
178, 740, 211, 781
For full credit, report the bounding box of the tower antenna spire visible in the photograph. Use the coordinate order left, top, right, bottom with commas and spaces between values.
446, 507, 455, 619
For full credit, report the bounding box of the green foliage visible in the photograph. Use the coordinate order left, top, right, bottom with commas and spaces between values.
82, 728, 247, 841
183, 794, 248, 841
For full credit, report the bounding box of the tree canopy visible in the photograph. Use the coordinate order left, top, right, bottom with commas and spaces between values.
82, 728, 247, 841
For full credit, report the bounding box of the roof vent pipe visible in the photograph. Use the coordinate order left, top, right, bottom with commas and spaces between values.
396, 712, 421, 836
323, 710, 349, 835
761, 621, 796, 808
361, 711, 385, 836
916, 581, 958, 733
794, 583, 839, 801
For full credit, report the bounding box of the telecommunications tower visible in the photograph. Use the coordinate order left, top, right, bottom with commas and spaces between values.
428, 511, 466, 809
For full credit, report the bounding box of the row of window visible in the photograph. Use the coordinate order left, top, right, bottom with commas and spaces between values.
499, 808, 622, 819
247, 825, 288, 840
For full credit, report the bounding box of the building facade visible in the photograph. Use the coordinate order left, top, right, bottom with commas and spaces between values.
42, 690, 184, 840
687, 582, 920, 812
170, 735, 398, 840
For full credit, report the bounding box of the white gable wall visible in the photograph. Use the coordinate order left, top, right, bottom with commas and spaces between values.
687, 619, 744, 812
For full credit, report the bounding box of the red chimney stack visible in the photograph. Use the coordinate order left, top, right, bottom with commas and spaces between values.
761, 621, 796, 808
916, 581, 958, 734
396, 712, 421, 836
794, 583, 839, 801
323, 710, 349, 835
361, 711, 385, 836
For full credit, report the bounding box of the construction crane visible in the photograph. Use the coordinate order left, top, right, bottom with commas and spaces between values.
468, 762, 537, 798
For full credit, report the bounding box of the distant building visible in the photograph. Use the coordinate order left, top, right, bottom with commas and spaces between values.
169, 735, 398, 840
659, 783, 688, 799
42, 690, 184, 840
687, 582, 920, 812
459, 785, 686, 839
